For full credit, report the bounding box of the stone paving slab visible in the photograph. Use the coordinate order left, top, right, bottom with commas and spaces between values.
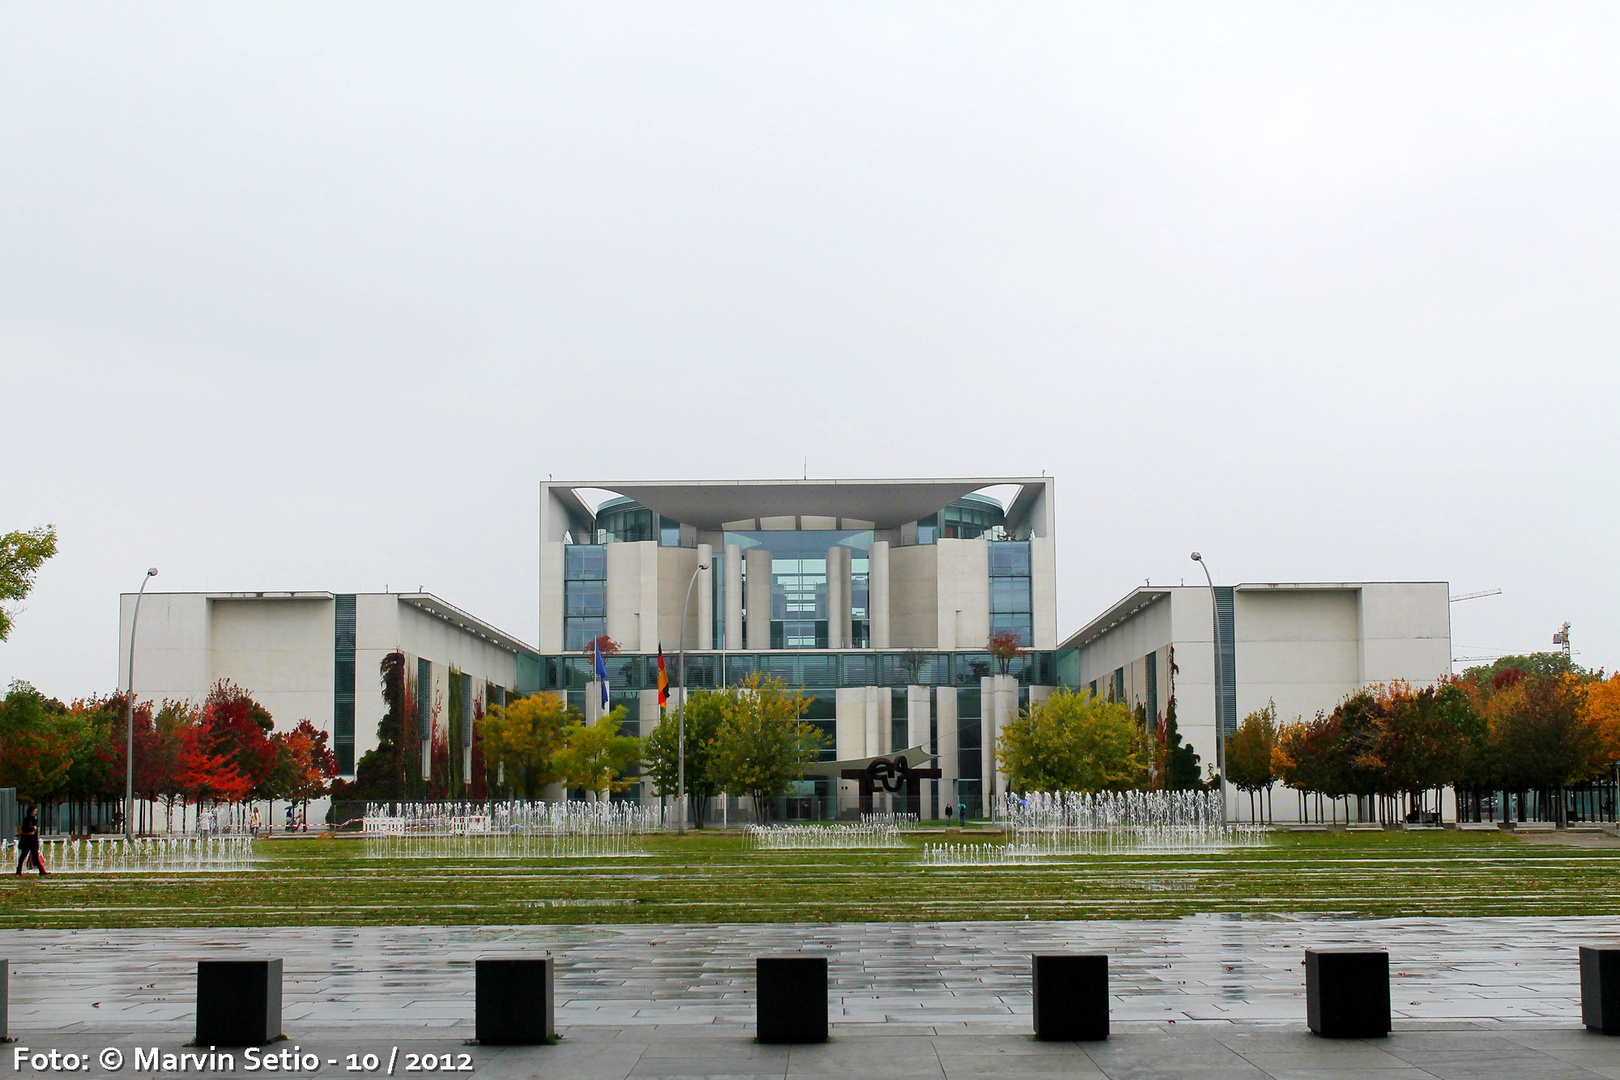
11, 1029, 1619, 1079
5, 915, 1620, 1034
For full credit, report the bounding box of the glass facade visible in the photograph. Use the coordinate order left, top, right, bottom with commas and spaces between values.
942, 493, 1005, 539
726, 529, 873, 652
593, 497, 691, 547
988, 539, 1033, 646
333, 594, 356, 774
1215, 585, 1237, 738
533, 650, 1060, 691
563, 544, 607, 651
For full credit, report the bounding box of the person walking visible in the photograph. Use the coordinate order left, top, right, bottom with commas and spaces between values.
250, 805, 262, 838
14, 806, 48, 876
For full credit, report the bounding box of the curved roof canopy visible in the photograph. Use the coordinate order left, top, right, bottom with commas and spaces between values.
547, 478, 1040, 531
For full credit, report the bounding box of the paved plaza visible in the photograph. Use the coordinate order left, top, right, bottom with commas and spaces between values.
6, 916, 1620, 1076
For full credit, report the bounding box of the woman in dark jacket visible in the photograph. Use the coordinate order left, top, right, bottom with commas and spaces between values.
15, 806, 48, 875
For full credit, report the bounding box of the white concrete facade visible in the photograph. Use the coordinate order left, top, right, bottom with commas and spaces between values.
118, 591, 533, 778
1063, 582, 1453, 793
538, 478, 1059, 655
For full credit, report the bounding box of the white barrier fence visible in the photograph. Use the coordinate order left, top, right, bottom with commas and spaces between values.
746, 823, 906, 850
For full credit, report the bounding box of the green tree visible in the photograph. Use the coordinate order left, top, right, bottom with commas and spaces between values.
641, 689, 725, 826
1158, 697, 1203, 790
481, 691, 576, 799
705, 674, 824, 822
554, 710, 640, 798
347, 651, 408, 802
0, 525, 58, 641
998, 689, 1154, 793
1490, 673, 1603, 794
0, 680, 76, 804
1226, 702, 1278, 820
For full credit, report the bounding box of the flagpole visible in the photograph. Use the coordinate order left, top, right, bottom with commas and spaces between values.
677, 561, 708, 837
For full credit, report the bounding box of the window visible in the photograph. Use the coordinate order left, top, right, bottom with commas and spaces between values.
564, 544, 608, 650
990, 578, 1030, 612
333, 595, 356, 774
987, 540, 1033, 646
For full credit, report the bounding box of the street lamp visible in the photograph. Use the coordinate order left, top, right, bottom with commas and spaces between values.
1190, 553, 1227, 818
676, 561, 709, 837
125, 566, 158, 841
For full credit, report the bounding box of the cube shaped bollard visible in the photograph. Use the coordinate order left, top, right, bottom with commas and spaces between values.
196, 960, 282, 1047
1, 959, 9, 1042
756, 957, 827, 1044
1305, 950, 1390, 1038
1580, 947, 1620, 1034
475, 958, 554, 1045
1032, 954, 1109, 1041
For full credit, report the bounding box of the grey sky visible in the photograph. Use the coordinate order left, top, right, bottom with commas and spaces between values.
3, 3, 1617, 701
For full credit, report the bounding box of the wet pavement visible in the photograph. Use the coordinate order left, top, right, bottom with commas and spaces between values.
5, 916, 1620, 1076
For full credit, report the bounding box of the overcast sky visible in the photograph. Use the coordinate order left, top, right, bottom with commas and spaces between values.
3, 3, 1617, 700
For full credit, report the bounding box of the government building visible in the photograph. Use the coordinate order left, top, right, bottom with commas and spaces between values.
534, 477, 1064, 818
120, 475, 1457, 822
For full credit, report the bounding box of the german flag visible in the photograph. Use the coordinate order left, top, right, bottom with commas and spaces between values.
656, 646, 670, 710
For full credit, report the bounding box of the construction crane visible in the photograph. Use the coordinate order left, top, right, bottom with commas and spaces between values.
1553, 622, 1572, 659
1449, 588, 1502, 603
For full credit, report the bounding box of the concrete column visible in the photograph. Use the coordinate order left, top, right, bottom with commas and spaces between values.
936, 687, 958, 818
868, 541, 890, 649
865, 686, 884, 758
826, 546, 846, 650
906, 685, 931, 752
745, 548, 772, 650
725, 543, 744, 650
586, 680, 603, 722
987, 674, 1017, 810
835, 687, 866, 759
697, 543, 714, 650
906, 685, 932, 818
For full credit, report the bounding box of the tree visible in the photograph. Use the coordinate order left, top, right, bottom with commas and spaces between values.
0, 681, 77, 804
1158, 697, 1203, 791
147, 700, 197, 831
200, 682, 278, 795
553, 711, 640, 798
583, 635, 621, 657
998, 689, 1153, 792
1490, 672, 1602, 795
641, 689, 725, 825
1585, 673, 1620, 764
481, 692, 575, 798
986, 630, 1024, 676
1367, 682, 1459, 816
0, 525, 58, 641
1226, 703, 1278, 820
347, 651, 409, 802
705, 674, 824, 822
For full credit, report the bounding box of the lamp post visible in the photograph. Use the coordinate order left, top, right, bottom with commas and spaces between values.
125, 567, 158, 841
676, 560, 708, 837
1190, 553, 1227, 818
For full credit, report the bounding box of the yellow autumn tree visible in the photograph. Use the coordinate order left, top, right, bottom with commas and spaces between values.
481, 691, 575, 798
1585, 673, 1620, 764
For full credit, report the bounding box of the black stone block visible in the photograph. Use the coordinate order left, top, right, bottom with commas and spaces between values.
196, 960, 282, 1047
475, 958, 554, 1045
1032, 954, 1108, 1041
756, 957, 827, 1044
1305, 950, 1389, 1038
1581, 947, 1620, 1034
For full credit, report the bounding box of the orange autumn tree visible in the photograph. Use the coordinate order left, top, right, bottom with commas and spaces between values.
1585, 673, 1620, 764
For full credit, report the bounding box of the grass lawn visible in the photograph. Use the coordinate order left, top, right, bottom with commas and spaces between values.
4, 830, 1618, 928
